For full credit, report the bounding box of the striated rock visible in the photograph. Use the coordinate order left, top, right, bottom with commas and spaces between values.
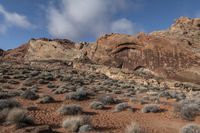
151, 17, 200, 51
2, 44, 28, 63
82, 17, 200, 83
85, 32, 200, 81
24, 38, 80, 62
1, 17, 200, 83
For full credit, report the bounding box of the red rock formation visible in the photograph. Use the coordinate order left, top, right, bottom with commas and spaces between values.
1, 17, 200, 83
85, 17, 200, 82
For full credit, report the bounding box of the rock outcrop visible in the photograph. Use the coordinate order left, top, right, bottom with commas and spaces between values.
84, 17, 200, 82
24, 38, 80, 62
1, 17, 200, 83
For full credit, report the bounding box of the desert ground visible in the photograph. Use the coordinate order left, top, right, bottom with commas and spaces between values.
0, 62, 200, 133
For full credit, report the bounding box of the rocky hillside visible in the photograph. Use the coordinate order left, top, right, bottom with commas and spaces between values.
1, 17, 200, 83
85, 17, 200, 83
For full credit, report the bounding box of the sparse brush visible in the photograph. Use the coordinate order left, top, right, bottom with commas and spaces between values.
0, 99, 21, 111
39, 95, 55, 104
65, 88, 89, 101
181, 123, 200, 133
6, 108, 34, 128
180, 104, 199, 121
89, 101, 105, 110
174, 99, 200, 121
99, 95, 116, 105
21, 90, 39, 100
141, 104, 161, 113
125, 122, 144, 133
57, 104, 83, 115
114, 103, 129, 112
62, 116, 91, 132
0, 108, 9, 123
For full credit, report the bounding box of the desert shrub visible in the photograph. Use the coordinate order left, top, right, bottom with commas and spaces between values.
89, 101, 104, 110
125, 122, 144, 133
23, 79, 37, 87
21, 90, 39, 100
181, 123, 200, 133
53, 88, 68, 94
30, 71, 40, 77
180, 104, 199, 121
114, 103, 129, 112
159, 91, 186, 101
21, 69, 30, 74
13, 75, 28, 80
6, 108, 34, 128
141, 104, 161, 113
28, 85, 39, 93
99, 95, 117, 105
62, 116, 91, 132
0, 108, 9, 123
47, 83, 57, 89
57, 104, 83, 115
79, 124, 94, 132
44, 74, 54, 81
0, 91, 21, 99
38, 79, 49, 84
8, 80, 20, 85
174, 99, 200, 121
0, 99, 21, 110
39, 95, 55, 104
65, 88, 89, 101
2, 75, 11, 79
0, 78, 7, 83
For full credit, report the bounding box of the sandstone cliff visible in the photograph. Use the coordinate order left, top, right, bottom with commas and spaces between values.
2, 17, 200, 83
84, 17, 200, 82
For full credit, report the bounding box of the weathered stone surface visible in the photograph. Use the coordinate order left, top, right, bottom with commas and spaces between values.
84, 17, 200, 82
1, 17, 200, 83
24, 38, 80, 62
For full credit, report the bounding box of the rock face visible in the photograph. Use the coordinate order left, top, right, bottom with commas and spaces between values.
2, 17, 200, 83
24, 38, 81, 62
151, 17, 200, 52
84, 17, 200, 82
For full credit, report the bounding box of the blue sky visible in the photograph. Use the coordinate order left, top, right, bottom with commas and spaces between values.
0, 0, 200, 50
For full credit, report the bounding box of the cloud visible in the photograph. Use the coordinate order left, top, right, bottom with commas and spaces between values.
111, 18, 137, 34
0, 4, 32, 33
47, 0, 143, 41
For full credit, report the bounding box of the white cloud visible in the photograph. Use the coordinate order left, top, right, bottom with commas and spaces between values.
47, 0, 143, 41
111, 18, 137, 34
0, 4, 32, 33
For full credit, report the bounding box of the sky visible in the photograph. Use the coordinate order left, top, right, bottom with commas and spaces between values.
0, 0, 200, 50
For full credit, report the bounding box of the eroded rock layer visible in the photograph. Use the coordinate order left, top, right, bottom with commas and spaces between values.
1, 17, 200, 83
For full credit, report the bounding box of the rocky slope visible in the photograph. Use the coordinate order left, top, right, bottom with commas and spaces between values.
84, 17, 200, 83
1, 17, 200, 83
24, 38, 79, 62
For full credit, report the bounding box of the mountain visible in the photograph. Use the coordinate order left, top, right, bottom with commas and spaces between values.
1, 17, 200, 83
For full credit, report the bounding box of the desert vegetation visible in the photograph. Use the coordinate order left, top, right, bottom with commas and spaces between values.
0, 53, 200, 133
